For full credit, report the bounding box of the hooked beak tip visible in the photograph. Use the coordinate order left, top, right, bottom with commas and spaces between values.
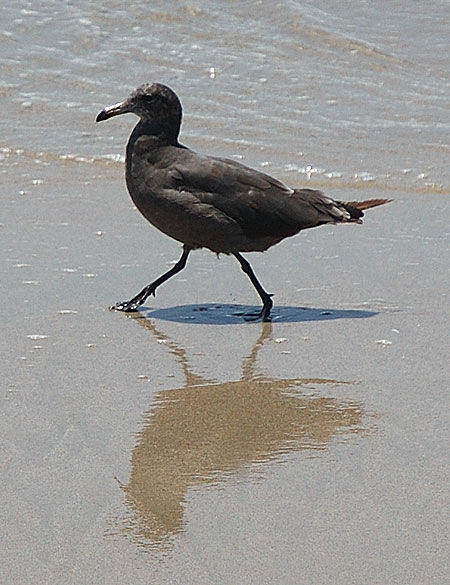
95, 109, 108, 123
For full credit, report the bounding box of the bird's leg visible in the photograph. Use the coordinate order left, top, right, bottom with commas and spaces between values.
111, 247, 191, 312
233, 253, 273, 321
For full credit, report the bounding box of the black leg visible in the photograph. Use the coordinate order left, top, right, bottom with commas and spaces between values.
233, 253, 273, 321
111, 246, 191, 312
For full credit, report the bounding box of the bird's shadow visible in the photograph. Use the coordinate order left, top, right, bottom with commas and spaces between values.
136, 303, 378, 325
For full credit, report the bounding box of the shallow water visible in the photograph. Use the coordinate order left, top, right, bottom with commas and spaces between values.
2, 0, 449, 190
1, 2, 450, 584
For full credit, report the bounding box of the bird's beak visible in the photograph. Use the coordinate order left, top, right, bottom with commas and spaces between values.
96, 100, 129, 122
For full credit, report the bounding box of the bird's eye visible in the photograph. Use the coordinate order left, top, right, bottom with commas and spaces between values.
143, 94, 155, 103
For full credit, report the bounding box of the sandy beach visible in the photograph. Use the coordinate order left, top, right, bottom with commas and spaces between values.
3, 148, 449, 584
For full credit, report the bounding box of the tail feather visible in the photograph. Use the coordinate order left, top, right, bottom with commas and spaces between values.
339, 198, 391, 222
343, 198, 392, 211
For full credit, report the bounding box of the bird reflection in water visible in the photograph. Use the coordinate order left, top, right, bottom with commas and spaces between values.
117, 317, 370, 549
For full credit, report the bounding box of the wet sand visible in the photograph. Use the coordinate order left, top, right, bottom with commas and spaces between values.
2, 151, 449, 584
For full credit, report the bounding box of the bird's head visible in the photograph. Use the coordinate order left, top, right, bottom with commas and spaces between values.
96, 82, 183, 140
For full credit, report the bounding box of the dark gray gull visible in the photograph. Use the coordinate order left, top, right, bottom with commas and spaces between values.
96, 82, 390, 321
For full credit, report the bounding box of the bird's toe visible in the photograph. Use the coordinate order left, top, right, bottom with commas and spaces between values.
109, 300, 139, 312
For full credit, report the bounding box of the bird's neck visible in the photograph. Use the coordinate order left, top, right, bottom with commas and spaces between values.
133, 118, 181, 147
